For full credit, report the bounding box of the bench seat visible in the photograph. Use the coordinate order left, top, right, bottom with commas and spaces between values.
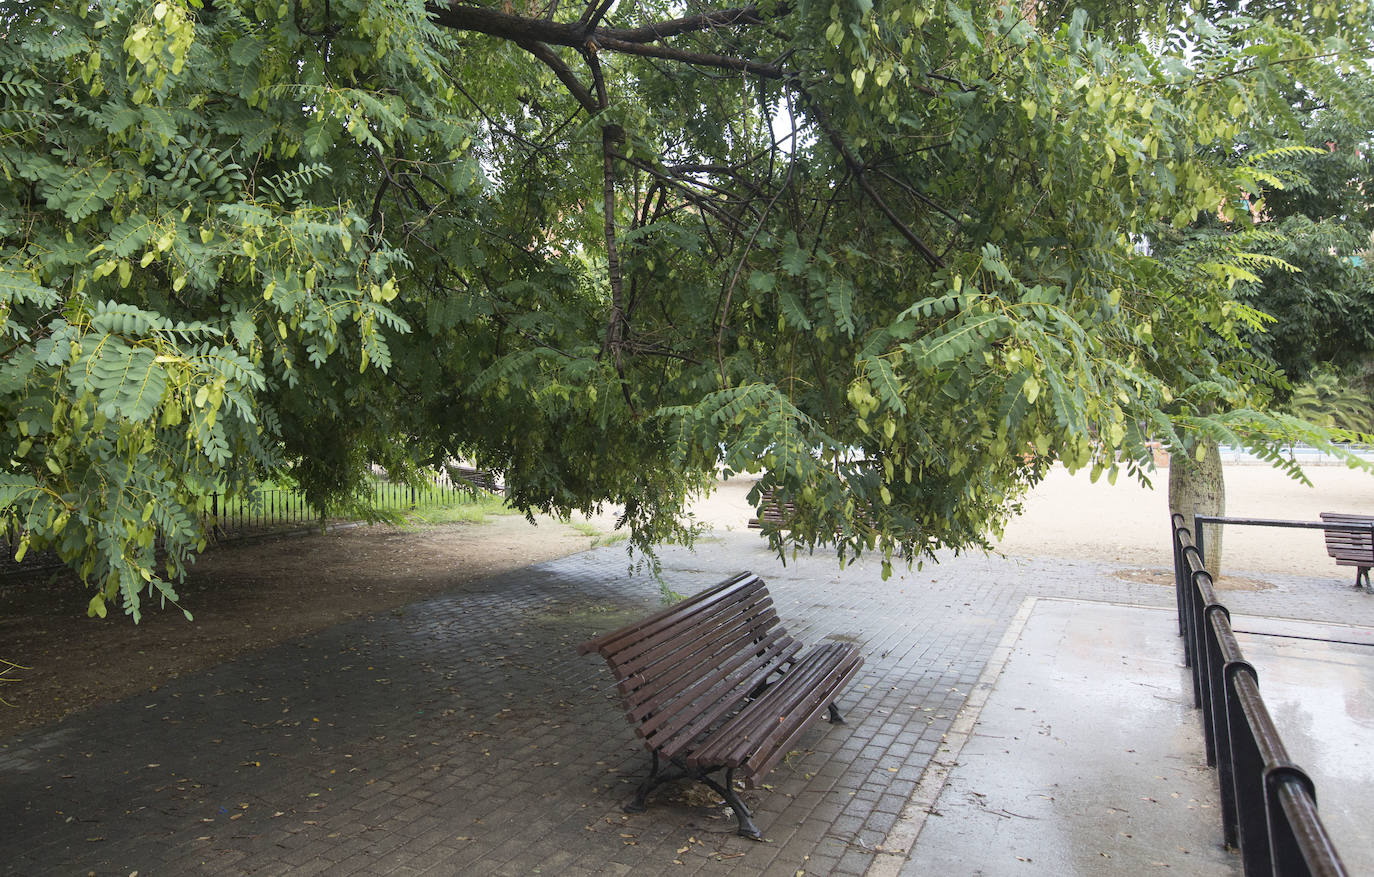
580, 572, 863, 838
1319, 512, 1374, 588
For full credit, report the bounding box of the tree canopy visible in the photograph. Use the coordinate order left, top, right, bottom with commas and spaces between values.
2, 0, 1371, 618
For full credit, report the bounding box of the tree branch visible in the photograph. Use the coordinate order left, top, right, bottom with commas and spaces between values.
800, 92, 945, 268
514, 39, 599, 112
578, 0, 616, 30
427, 3, 782, 76
594, 36, 783, 77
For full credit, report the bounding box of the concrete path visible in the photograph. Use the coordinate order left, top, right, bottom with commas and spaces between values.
887, 599, 1234, 877
1233, 620, 1374, 876
1, 529, 1368, 875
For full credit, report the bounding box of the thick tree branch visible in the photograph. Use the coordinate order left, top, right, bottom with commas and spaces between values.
593, 37, 783, 77
427, 3, 781, 76
514, 39, 599, 112
430, 4, 767, 44
608, 6, 767, 42
800, 93, 945, 268
578, 0, 616, 30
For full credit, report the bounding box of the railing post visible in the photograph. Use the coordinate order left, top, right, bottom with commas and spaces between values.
1193, 512, 1206, 570
1266, 767, 1318, 876
1228, 668, 1272, 875
1172, 514, 1187, 636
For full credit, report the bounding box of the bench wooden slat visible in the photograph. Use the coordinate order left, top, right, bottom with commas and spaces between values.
743, 647, 865, 780
1320, 513, 1374, 562
643, 637, 805, 759
690, 641, 860, 770
627, 623, 790, 726
1319, 513, 1373, 588
747, 488, 796, 530
579, 572, 759, 656
610, 599, 779, 713
604, 584, 771, 671
607, 586, 775, 683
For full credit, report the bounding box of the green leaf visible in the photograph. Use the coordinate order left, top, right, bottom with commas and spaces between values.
781, 235, 809, 276
778, 290, 812, 330
946, 1, 983, 49
862, 356, 907, 414
826, 279, 857, 336
0, 473, 38, 511
0, 268, 59, 308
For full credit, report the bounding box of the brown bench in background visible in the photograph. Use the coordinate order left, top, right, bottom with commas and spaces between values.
746, 487, 794, 530
447, 464, 500, 493
579, 572, 863, 839
1319, 512, 1374, 588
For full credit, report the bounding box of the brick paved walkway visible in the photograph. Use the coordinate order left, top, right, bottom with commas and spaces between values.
1, 530, 1365, 875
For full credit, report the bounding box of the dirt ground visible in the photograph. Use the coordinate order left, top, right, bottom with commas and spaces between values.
3, 462, 1373, 737
0, 515, 598, 737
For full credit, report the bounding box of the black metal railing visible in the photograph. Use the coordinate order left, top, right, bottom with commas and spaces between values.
1171, 514, 1348, 876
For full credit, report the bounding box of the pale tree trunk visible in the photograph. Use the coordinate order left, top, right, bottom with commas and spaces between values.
1169, 438, 1226, 577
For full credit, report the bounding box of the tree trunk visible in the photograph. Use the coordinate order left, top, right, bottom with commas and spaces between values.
1169, 438, 1226, 577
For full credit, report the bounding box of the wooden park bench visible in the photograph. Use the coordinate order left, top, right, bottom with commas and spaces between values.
578, 572, 864, 839
448, 464, 500, 493
1319, 512, 1374, 588
746, 487, 794, 530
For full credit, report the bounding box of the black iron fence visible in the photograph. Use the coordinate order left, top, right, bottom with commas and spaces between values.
1190, 514, 1374, 582
1171, 513, 1348, 876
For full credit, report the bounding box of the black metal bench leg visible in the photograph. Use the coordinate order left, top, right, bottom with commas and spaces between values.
827, 702, 846, 724
626, 751, 694, 814
718, 768, 761, 840
1358, 567, 1371, 589
624, 750, 659, 813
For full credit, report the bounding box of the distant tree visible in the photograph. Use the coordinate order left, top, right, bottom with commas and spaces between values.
1287, 367, 1374, 431
1238, 87, 1374, 388
1, 0, 1370, 618
1156, 71, 1374, 571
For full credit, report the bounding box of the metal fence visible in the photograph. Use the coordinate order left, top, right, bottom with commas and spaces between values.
1190, 514, 1374, 587
1171, 513, 1348, 876
1, 471, 501, 578
203, 478, 487, 540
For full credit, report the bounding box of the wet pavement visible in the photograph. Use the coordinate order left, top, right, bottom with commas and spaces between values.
1, 529, 1370, 875
891, 599, 1235, 876
1234, 621, 1374, 875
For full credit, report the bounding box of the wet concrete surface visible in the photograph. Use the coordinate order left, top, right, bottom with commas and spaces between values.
1234, 622, 1374, 876
895, 599, 1238, 876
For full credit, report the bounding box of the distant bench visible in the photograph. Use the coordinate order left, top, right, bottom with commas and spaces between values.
448, 465, 500, 493
579, 572, 863, 839
746, 487, 794, 530
1319, 512, 1374, 588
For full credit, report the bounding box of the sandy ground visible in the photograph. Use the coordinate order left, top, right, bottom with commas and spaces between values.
999, 464, 1374, 575
677, 463, 1374, 578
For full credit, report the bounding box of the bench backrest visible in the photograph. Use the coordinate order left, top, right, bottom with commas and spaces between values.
1319, 512, 1374, 560
749, 488, 795, 527
580, 573, 801, 756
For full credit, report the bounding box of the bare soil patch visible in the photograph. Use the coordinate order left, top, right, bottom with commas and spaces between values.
1113, 567, 1276, 591
0, 515, 598, 737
